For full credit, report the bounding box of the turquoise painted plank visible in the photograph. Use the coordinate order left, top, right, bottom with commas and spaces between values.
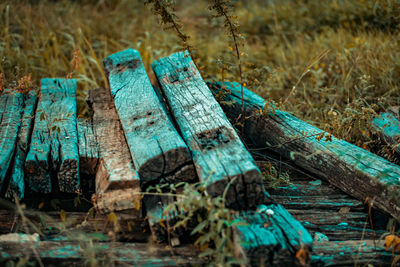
25, 79, 80, 193
372, 108, 400, 154
0, 91, 24, 195
152, 51, 266, 209
235, 204, 313, 266
5, 90, 38, 200
209, 81, 400, 220
103, 49, 195, 187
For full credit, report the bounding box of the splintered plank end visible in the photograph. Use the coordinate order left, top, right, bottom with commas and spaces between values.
152, 51, 266, 209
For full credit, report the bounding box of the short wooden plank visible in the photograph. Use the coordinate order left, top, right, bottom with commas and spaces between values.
0, 91, 24, 195
234, 204, 313, 266
312, 240, 395, 266
0, 241, 200, 265
6, 90, 38, 200
87, 87, 141, 214
103, 49, 195, 187
25, 79, 80, 193
372, 107, 400, 154
209, 82, 400, 219
152, 51, 266, 209
77, 118, 99, 175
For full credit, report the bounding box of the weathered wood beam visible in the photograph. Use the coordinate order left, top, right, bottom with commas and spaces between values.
152, 51, 266, 210
0, 241, 200, 266
25, 79, 80, 193
6, 90, 38, 200
312, 240, 395, 266
0, 91, 24, 196
209, 82, 400, 220
77, 118, 99, 176
372, 106, 400, 155
87, 87, 141, 214
234, 204, 313, 266
103, 49, 195, 187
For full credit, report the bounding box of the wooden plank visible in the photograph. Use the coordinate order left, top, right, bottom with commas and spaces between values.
0, 241, 201, 266
77, 118, 99, 175
103, 49, 195, 187
0, 91, 24, 195
234, 204, 313, 266
152, 51, 266, 210
87, 87, 141, 214
25, 79, 80, 193
372, 107, 400, 154
209, 82, 400, 219
312, 240, 395, 266
5, 90, 38, 200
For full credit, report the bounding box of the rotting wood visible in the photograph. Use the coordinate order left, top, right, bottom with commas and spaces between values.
372, 106, 400, 155
0, 91, 24, 196
152, 51, 266, 210
0, 240, 201, 266
103, 49, 195, 187
25, 79, 80, 193
209, 81, 400, 220
77, 118, 99, 176
0, 209, 148, 241
6, 90, 38, 200
87, 87, 141, 214
311, 240, 396, 266
234, 203, 313, 266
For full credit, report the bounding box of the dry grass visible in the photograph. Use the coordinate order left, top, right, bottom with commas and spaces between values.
0, 0, 399, 148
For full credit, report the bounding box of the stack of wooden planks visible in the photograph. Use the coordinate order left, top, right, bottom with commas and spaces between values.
1, 48, 399, 266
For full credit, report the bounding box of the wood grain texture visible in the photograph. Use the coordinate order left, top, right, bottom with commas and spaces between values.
209, 81, 400, 219
6, 90, 38, 200
372, 107, 400, 154
25, 79, 80, 193
103, 49, 195, 187
77, 119, 99, 175
234, 204, 313, 266
0, 91, 24, 196
152, 51, 266, 210
0, 241, 201, 266
87, 87, 141, 214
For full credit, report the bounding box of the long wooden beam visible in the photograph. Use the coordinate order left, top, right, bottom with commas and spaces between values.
103, 49, 195, 188
209, 82, 400, 220
0, 91, 24, 196
152, 51, 266, 210
87, 87, 141, 214
25, 79, 80, 193
6, 90, 38, 200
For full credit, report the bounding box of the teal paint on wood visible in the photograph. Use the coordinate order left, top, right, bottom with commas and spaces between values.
372, 109, 400, 154
209, 82, 400, 219
103, 49, 195, 187
152, 51, 266, 209
25, 79, 80, 193
6, 90, 38, 200
235, 204, 313, 266
0, 91, 24, 194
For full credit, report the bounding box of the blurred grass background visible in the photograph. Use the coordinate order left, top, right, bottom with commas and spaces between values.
0, 0, 399, 152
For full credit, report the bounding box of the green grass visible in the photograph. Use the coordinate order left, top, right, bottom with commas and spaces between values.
1, 0, 399, 149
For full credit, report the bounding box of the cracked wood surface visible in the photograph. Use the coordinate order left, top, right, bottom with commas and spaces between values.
152, 51, 266, 210
209, 81, 400, 220
6, 90, 38, 200
234, 204, 313, 266
372, 106, 400, 155
77, 118, 99, 175
87, 87, 141, 214
0, 91, 24, 197
103, 49, 195, 187
25, 79, 80, 194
